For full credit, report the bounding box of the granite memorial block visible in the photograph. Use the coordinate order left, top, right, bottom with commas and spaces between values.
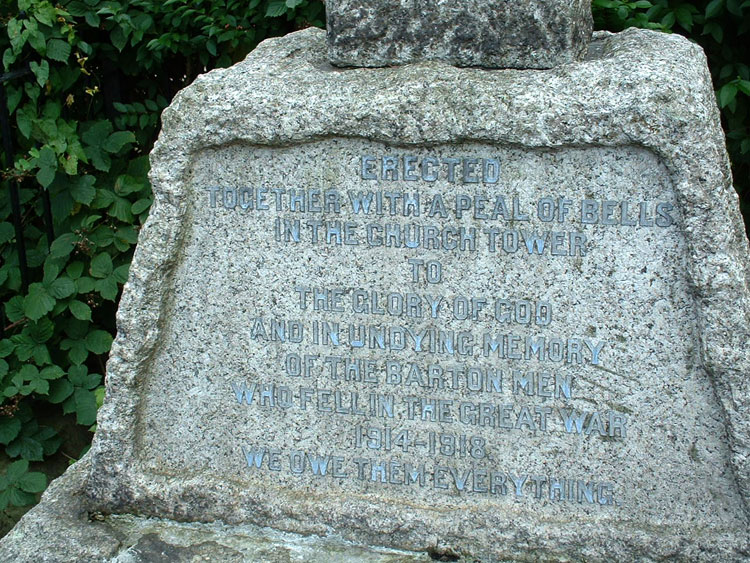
327, 0, 593, 68
1, 3, 749, 562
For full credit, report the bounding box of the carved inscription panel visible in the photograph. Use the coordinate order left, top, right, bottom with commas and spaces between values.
137, 140, 744, 526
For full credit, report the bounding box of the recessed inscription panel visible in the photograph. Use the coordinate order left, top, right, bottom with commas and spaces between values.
136, 140, 744, 529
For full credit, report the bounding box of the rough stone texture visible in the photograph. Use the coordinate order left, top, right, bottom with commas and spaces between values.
327, 0, 593, 68
3, 27, 750, 562
0, 457, 430, 562
87, 27, 749, 560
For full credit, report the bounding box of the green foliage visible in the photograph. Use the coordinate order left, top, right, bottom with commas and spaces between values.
0, 459, 46, 510
592, 0, 750, 235
0, 0, 324, 515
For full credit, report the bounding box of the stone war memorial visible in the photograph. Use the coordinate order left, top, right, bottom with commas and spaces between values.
2, 0, 750, 561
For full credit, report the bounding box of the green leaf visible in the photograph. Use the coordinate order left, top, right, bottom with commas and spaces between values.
90, 253, 113, 278
6, 86, 22, 113
16, 364, 39, 384
67, 365, 86, 385
9, 488, 36, 507
36, 427, 61, 456
115, 225, 139, 245
82, 214, 102, 229
131, 198, 152, 215
86, 146, 111, 172
661, 11, 676, 27
103, 131, 136, 153
719, 83, 738, 107
18, 471, 46, 493
0, 339, 15, 358
86, 330, 113, 354
70, 176, 97, 204
109, 196, 133, 222
27, 318, 54, 343
61, 338, 88, 365
7, 436, 43, 461
0, 418, 21, 445
33, 2, 57, 25
82, 121, 113, 146
266, 0, 287, 17
23, 283, 56, 321
29, 60, 50, 87
703, 21, 723, 43
9, 334, 34, 361
95, 276, 119, 301
67, 261, 85, 279
76, 277, 95, 293
16, 105, 34, 138
48, 379, 74, 403
43, 258, 62, 285
64, 319, 89, 340
36, 167, 56, 189
3, 48, 16, 71
69, 300, 92, 321
736, 79, 750, 96
49, 233, 77, 259
35, 145, 57, 188
4, 460, 28, 483
674, 5, 694, 30
10, 333, 48, 364
113, 264, 130, 283
85, 10, 100, 27
34, 343, 51, 365
74, 388, 98, 425
705, 0, 724, 18
5, 297, 25, 322
47, 277, 76, 299
40, 366, 64, 381
95, 386, 106, 408
62, 155, 78, 177
726, 0, 743, 15
0, 222, 14, 244
46, 38, 71, 62
91, 225, 115, 248
114, 174, 145, 195
66, 2, 89, 16
111, 26, 128, 51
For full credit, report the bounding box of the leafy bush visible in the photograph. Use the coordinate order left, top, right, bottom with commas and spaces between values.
0, 0, 747, 525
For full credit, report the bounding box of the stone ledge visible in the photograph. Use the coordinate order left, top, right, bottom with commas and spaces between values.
0, 456, 431, 562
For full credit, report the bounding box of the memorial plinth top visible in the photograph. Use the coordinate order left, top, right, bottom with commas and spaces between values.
326, 0, 593, 69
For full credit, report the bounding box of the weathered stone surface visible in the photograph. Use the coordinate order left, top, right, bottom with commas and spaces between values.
76, 26, 750, 560
3, 26, 750, 562
0, 458, 430, 562
327, 0, 593, 68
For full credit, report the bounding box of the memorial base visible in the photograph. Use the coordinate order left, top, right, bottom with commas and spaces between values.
0, 456, 431, 563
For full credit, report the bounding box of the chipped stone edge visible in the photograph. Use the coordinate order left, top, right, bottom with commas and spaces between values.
75, 27, 750, 560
